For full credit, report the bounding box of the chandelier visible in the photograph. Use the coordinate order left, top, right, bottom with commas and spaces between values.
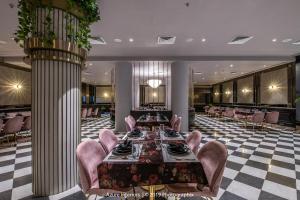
147, 79, 162, 88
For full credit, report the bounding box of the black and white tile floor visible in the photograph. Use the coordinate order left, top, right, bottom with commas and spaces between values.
0, 114, 299, 200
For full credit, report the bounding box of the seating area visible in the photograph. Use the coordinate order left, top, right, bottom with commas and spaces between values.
0, 112, 32, 145
205, 106, 280, 129
81, 107, 100, 120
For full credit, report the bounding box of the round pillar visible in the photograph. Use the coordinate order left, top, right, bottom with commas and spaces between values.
171, 61, 189, 132
296, 57, 300, 128
27, 6, 85, 196
115, 62, 132, 132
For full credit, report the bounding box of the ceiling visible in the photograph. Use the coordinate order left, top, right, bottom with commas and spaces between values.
0, 0, 299, 84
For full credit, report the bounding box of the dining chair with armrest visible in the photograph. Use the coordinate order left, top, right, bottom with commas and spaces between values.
247, 111, 265, 129
81, 108, 87, 119
186, 130, 202, 154
173, 117, 182, 132
98, 129, 118, 154
16, 116, 32, 140
1, 116, 24, 145
264, 111, 279, 128
166, 141, 228, 199
77, 140, 134, 198
92, 108, 99, 118
86, 108, 93, 118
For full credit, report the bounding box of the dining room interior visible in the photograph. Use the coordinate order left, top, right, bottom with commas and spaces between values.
0, 0, 300, 200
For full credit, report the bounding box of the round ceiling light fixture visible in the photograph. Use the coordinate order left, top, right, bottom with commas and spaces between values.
147, 79, 162, 88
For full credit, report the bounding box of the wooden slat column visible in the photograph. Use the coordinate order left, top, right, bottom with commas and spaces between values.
30, 7, 83, 196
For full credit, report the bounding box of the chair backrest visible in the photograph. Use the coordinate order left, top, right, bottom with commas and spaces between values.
76, 140, 107, 192
225, 109, 234, 117
124, 117, 132, 132
6, 112, 17, 118
87, 108, 93, 117
127, 115, 136, 127
173, 117, 182, 132
22, 116, 31, 131
170, 114, 178, 127
20, 111, 31, 117
197, 141, 227, 196
81, 108, 87, 118
252, 112, 265, 123
98, 129, 118, 154
204, 106, 210, 112
0, 119, 3, 130
93, 108, 99, 116
186, 130, 202, 154
2, 116, 24, 134
265, 111, 279, 124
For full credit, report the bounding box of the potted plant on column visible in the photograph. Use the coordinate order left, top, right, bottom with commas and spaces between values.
15, 0, 100, 196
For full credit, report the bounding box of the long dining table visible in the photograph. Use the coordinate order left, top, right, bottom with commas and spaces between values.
97, 130, 208, 200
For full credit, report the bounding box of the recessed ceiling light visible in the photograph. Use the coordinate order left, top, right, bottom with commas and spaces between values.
129, 38, 134, 42
263, 65, 267, 67
201, 38, 206, 42
114, 38, 122, 43
88, 63, 93, 66
104, 72, 108, 75
241, 72, 244, 74
186, 38, 194, 43
202, 77, 205, 80
230, 64, 234, 68
231, 72, 237, 75
272, 38, 277, 42
282, 38, 292, 43
0, 40, 7, 45
292, 40, 300, 45
194, 72, 202, 75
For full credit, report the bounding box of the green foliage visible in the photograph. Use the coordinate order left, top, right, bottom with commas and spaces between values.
15, 0, 100, 50
296, 96, 300, 103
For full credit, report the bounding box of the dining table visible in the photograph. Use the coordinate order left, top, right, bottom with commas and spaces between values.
97, 130, 208, 200
136, 114, 170, 131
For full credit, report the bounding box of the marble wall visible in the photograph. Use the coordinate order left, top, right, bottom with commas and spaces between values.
0, 65, 31, 106
260, 67, 288, 105
237, 76, 254, 104
222, 81, 233, 103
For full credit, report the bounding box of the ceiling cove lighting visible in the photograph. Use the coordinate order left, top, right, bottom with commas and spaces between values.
147, 79, 162, 88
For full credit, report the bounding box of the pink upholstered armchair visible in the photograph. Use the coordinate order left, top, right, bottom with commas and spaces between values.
92, 108, 99, 118
77, 140, 133, 196
247, 112, 265, 129
166, 141, 228, 198
2, 116, 24, 144
173, 117, 182, 132
81, 108, 87, 119
125, 117, 134, 132
265, 111, 279, 127
98, 129, 118, 154
186, 130, 202, 154
87, 108, 93, 118
0, 119, 3, 131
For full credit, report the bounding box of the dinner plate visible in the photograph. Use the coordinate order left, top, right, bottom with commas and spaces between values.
166, 144, 190, 156
112, 145, 136, 156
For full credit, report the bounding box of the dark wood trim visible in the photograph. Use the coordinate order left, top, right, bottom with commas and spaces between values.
0, 62, 31, 72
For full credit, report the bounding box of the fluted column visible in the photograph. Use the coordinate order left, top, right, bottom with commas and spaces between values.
296, 56, 300, 128
29, 7, 84, 196
115, 62, 132, 132
171, 61, 189, 132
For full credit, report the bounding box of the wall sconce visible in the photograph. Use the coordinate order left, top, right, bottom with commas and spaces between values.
242, 88, 250, 94
225, 90, 231, 95
152, 92, 157, 97
14, 84, 22, 90
103, 92, 109, 98
268, 85, 278, 90
214, 92, 219, 96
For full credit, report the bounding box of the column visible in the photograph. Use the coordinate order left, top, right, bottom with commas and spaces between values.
28, 7, 84, 196
296, 57, 300, 128
171, 61, 189, 132
115, 62, 132, 131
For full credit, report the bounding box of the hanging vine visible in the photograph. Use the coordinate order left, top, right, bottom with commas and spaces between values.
15, 0, 100, 50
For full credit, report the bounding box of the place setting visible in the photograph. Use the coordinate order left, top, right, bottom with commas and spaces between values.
160, 129, 184, 140
161, 142, 198, 162
122, 128, 146, 140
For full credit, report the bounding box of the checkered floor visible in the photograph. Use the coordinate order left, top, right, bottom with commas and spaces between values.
0, 114, 299, 200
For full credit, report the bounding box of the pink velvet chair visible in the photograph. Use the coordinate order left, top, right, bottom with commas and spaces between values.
77, 140, 133, 195
92, 108, 99, 118
169, 114, 178, 128
87, 108, 93, 118
81, 108, 87, 119
166, 141, 228, 198
125, 117, 134, 132
17, 116, 32, 140
265, 111, 279, 127
186, 130, 202, 154
0, 119, 3, 131
2, 116, 24, 144
98, 129, 118, 154
204, 106, 210, 115
247, 111, 265, 129
173, 117, 182, 132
